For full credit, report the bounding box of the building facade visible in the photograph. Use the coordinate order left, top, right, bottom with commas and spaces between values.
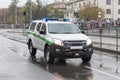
48, 0, 66, 17
65, 0, 120, 22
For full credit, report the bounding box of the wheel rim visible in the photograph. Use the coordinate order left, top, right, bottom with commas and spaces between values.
29, 42, 33, 54
46, 50, 50, 62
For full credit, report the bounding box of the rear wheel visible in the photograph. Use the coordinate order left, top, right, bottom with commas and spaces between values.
82, 56, 91, 63
44, 46, 55, 64
29, 41, 37, 61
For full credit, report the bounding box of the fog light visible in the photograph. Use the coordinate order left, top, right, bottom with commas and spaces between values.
56, 49, 61, 52
65, 49, 70, 51
89, 47, 92, 52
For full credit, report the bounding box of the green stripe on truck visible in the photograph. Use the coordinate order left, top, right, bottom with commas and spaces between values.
27, 31, 54, 45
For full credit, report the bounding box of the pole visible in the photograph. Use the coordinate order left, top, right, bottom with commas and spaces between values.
30, 0, 32, 24
112, 0, 114, 20
72, 0, 74, 22
3, 9, 5, 28
15, 0, 18, 26
98, 11, 102, 48
23, 16, 25, 35
23, 11, 26, 35
99, 21, 102, 48
116, 28, 118, 51
15, 5, 17, 25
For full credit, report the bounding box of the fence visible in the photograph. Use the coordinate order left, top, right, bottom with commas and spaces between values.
84, 25, 120, 51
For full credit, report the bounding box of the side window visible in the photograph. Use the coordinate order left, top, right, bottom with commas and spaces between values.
41, 23, 46, 34
30, 22, 36, 31
36, 23, 42, 31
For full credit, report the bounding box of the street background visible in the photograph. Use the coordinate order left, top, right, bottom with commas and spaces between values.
0, 28, 120, 80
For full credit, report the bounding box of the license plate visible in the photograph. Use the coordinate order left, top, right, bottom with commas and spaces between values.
70, 46, 83, 49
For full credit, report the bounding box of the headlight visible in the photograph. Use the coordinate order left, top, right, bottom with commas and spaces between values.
54, 39, 64, 46
86, 39, 92, 46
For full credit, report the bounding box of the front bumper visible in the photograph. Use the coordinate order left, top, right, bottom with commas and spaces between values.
49, 44, 93, 58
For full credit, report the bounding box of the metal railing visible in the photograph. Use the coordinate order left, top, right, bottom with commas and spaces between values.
86, 26, 120, 51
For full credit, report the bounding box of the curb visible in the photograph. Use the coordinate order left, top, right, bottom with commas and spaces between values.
93, 46, 120, 55
88, 34, 120, 38
7, 31, 23, 33
0, 33, 27, 43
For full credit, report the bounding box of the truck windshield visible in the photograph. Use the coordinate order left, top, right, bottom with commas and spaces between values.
48, 23, 81, 34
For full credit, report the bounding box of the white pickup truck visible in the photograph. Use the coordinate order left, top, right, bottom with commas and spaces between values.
27, 18, 93, 64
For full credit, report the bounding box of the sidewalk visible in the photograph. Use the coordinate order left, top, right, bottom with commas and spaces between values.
0, 29, 27, 43
0, 28, 120, 54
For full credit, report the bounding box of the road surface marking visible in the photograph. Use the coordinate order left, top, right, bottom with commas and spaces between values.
86, 66, 120, 80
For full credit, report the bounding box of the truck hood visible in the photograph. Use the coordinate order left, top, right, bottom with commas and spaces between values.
49, 33, 89, 41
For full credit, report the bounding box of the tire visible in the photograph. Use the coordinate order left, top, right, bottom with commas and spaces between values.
29, 41, 37, 60
29, 56, 36, 62
44, 46, 55, 64
82, 56, 91, 63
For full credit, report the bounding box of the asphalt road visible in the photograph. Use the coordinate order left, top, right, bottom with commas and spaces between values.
0, 35, 120, 80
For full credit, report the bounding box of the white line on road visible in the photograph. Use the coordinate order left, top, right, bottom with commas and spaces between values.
85, 66, 120, 80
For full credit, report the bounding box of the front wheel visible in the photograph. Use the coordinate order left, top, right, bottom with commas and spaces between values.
29, 41, 37, 61
44, 46, 55, 64
82, 56, 91, 63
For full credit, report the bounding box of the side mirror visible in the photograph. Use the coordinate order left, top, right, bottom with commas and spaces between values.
81, 30, 85, 34
39, 30, 46, 35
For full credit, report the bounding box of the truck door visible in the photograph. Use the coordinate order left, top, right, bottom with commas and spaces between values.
34, 22, 42, 49
35, 23, 46, 51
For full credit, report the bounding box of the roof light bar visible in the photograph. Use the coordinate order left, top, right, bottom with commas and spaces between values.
42, 18, 59, 21
41, 18, 69, 22
63, 18, 69, 22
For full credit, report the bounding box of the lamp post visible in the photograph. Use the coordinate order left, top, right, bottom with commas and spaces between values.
30, 0, 32, 24
98, 11, 102, 48
2, 9, 5, 28
112, 0, 114, 20
23, 11, 26, 34
14, 0, 19, 26
72, 0, 75, 22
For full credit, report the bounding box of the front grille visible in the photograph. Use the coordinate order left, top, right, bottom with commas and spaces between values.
63, 40, 86, 47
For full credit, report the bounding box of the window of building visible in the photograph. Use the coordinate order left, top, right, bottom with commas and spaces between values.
106, 9, 111, 14
79, 3, 81, 8
118, 0, 120, 5
118, 9, 120, 14
106, 0, 111, 5
89, 1, 91, 5
83, 2, 85, 7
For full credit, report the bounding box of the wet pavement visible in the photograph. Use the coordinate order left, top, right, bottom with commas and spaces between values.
0, 34, 120, 80
0, 36, 61, 80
